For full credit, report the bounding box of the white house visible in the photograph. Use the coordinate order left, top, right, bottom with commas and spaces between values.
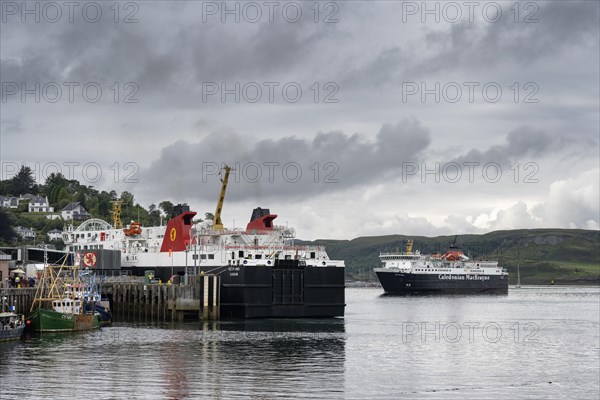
47, 229, 63, 241
0, 196, 19, 209
14, 226, 36, 240
61, 202, 90, 221
28, 196, 54, 213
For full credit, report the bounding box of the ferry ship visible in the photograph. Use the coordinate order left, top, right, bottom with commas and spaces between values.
59, 167, 345, 318
374, 239, 508, 294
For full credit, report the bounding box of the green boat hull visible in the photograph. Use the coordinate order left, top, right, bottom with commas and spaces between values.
29, 309, 101, 332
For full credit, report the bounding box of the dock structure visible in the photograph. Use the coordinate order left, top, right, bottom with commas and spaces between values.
0, 275, 221, 322
105, 274, 220, 322
0, 288, 36, 315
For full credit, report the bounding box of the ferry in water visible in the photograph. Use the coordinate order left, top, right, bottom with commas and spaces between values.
59, 166, 345, 318
374, 238, 508, 294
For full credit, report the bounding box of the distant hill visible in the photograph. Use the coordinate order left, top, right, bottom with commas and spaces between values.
305, 229, 600, 285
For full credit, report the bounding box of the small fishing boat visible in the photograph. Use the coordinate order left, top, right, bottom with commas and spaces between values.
28, 250, 101, 332
0, 297, 25, 341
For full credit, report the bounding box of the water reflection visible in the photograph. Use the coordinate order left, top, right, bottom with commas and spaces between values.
3, 287, 597, 399
0, 318, 346, 399
186, 319, 347, 399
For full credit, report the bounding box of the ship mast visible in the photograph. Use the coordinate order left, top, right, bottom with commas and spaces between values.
213, 165, 231, 231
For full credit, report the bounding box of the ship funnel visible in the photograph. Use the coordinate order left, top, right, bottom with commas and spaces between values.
246, 207, 277, 231
159, 209, 197, 253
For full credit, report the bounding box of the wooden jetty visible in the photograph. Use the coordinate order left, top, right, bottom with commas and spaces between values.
0, 275, 220, 322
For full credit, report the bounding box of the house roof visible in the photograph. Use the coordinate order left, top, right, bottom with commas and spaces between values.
47, 229, 62, 234
63, 201, 84, 211
31, 196, 48, 204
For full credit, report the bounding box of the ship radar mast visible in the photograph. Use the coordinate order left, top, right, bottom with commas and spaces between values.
213, 165, 232, 230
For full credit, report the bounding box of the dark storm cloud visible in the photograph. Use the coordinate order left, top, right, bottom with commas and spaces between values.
451, 126, 568, 167
419, 0, 598, 71
342, 1, 599, 88
140, 118, 431, 201
3, 1, 596, 102
1, 7, 337, 102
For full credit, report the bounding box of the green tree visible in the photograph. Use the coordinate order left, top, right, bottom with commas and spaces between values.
43, 172, 68, 204
147, 204, 161, 225
17, 200, 29, 213
57, 187, 72, 209
76, 190, 86, 208
159, 201, 174, 218
120, 191, 134, 207
0, 210, 16, 244
9, 165, 36, 195
0, 179, 10, 195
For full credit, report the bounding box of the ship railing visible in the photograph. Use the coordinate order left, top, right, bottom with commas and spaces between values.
197, 226, 295, 237
379, 253, 423, 259
224, 244, 326, 252
197, 228, 253, 236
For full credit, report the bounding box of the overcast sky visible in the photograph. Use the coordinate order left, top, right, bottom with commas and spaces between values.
1, 0, 599, 239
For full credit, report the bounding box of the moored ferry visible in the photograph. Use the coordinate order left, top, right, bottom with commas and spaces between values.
374, 239, 508, 294
59, 166, 345, 318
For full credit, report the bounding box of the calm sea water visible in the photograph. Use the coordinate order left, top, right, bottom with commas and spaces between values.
1, 286, 599, 399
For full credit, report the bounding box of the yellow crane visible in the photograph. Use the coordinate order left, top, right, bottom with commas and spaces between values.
111, 200, 123, 229
212, 165, 231, 230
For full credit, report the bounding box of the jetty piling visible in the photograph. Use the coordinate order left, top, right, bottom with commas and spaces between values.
0, 274, 221, 322
199, 274, 220, 320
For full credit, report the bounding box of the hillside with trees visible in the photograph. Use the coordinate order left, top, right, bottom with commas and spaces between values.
0, 166, 170, 247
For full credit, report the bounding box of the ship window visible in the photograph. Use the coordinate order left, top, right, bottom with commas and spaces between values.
208, 254, 214, 260
310, 252, 316, 259
239, 250, 244, 258
231, 252, 235, 259
255, 254, 262, 259
200, 254, 207, 259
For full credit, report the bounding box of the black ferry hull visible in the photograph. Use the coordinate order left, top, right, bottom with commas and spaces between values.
375, 270, 508, 294
124, 262, 345, 318
219, 263, 345, 318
